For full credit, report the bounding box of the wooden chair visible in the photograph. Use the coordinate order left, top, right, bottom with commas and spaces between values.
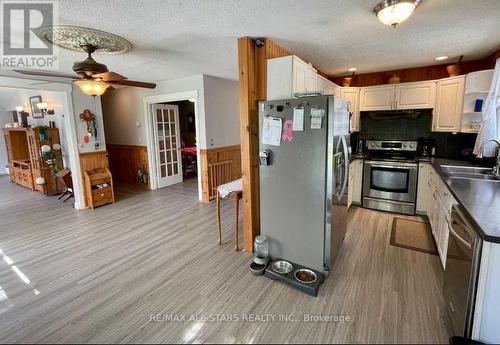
56, 169, 74, 202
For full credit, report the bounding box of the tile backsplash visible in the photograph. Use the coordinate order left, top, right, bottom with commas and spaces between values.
351, 110, 478, 158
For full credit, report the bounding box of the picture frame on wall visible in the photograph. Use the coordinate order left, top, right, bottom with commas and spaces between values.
29, 95, 44, 118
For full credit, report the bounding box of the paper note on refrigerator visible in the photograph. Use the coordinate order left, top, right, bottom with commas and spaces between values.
262, 117, 282, 146
292, 107, 304, 131
310, 108, 325, 129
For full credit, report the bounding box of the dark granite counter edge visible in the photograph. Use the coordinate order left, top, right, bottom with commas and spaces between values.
429, 158, 500, 244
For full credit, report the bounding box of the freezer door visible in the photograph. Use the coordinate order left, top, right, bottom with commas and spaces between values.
259, 96, 328, 272
324, 96, 350, 272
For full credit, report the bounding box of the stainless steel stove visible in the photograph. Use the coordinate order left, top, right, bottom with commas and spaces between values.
363, 140, 419, 215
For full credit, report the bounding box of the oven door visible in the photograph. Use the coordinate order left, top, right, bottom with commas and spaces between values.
363, 160, 418, 203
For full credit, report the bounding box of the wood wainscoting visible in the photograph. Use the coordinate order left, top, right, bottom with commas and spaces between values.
79, 151, 110, 207
107, 144, 149, 189
200, 145, 241, 202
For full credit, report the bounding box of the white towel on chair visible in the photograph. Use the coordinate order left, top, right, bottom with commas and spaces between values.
217, 178, 242, 198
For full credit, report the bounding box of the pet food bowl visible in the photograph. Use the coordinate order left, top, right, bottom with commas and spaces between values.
294, 269, 317, 284
272, 260, 293, 274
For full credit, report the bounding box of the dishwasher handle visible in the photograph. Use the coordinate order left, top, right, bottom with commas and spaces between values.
450, 205, 478, 250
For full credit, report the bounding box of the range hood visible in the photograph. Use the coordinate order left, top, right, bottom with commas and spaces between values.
363, 108, 432, 120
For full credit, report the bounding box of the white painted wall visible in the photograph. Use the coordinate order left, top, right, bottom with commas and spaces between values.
71, 84, 106, 153
103, 75, 206, 147
102, 74, 239, 150
203, 75, 240, 148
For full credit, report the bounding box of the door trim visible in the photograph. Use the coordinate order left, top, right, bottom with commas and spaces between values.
143, 90, 201, 200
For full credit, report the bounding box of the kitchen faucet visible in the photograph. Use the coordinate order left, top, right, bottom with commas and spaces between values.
480, 139, 500, 177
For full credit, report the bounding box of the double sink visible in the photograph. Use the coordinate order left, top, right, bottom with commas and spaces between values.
441, 165, 500, 182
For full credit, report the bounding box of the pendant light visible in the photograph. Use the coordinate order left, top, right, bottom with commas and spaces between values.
374, 0, 420, 28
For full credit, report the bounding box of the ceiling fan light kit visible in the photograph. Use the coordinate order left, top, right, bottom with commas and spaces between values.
75, 79, 110, 96
374, 0, 420, 27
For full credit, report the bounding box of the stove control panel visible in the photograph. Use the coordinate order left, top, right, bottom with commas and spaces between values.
366, 140, 418, 152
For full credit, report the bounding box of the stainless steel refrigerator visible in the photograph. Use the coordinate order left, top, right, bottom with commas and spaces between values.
259, 95, 350, 274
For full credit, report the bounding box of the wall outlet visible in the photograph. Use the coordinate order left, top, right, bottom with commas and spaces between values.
210, 139, 214, 146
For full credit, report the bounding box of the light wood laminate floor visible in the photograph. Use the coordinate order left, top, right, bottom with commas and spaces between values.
0, 176, 451, 343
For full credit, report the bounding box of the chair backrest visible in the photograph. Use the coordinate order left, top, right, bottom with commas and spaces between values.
56, 169, 72, 188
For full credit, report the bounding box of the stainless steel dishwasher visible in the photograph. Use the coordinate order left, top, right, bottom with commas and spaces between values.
444, 205, 483, 338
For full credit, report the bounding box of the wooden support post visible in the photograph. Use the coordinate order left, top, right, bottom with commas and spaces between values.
238, 37, 290, 252
238, 37, 260, 252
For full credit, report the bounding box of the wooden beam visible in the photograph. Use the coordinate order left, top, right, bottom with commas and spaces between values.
238, 37, 260, 252
238, 37, 291, 252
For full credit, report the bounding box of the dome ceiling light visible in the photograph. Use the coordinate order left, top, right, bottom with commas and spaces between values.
374, 0, 420, 28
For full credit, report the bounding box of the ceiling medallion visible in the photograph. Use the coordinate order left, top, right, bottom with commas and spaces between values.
36, 25, 132, 54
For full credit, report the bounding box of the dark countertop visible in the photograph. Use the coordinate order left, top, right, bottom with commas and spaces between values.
429, 158, 500, 243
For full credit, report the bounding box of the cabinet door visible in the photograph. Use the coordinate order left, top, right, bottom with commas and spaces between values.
395, 82, 436, 109
306, 66, 317, 92
340, 87, 360, 132
316, 75, 330, 94
416, 163, 430, 214
3, 132, 13, 162
433, 76, 465, 132
26, 129, 42, 172
352, 159, 363, 204
293, 58, 308, 94
359, 85, 395, 111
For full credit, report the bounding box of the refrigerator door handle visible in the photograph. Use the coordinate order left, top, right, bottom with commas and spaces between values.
340, 135, 349, 199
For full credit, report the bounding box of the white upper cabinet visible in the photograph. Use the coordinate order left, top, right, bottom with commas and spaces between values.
267, 55, 318, 100
340, 87, 360, 132
395, 81, 436, 109
433, 76, 465, 132
359, 85, 395, 111
360, 81, 437, 111
317, 75, 339, 95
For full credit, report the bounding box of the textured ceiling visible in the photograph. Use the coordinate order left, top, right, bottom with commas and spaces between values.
45, 0, 500, 82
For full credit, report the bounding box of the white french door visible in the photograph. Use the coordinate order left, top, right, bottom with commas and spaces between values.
152, 104, 183, 188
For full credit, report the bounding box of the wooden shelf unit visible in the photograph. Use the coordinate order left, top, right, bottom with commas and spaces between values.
83, 167, 115, 209
2, 127, 61, 193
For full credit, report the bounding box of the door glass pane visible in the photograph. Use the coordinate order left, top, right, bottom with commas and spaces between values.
173, 163, 178, 175
172, 150, 177, 162
171, 137, 177, 149
169, 109, 174, 122
165, 139, 171, 150
167, 164, 172, 176
156, 109, 162, 122
371, 168, 408, 193
167, 150, 172, 163
171, 123, 176, 136
157, 123, 164, 139
160, 151, 165, 164
160, 164, 166, 177
159, 140, 165, 150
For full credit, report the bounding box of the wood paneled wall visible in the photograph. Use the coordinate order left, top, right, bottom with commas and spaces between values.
79, 151, 109, 207
200, 145, 241, 202
331, 48, 500, 87
107, 144, 149, 189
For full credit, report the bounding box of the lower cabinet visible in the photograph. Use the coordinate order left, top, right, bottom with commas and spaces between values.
418, 163, 457, 268
348, 159, 363, 208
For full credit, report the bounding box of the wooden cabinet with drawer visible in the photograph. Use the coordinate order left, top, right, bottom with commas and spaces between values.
83, 167, 115, 209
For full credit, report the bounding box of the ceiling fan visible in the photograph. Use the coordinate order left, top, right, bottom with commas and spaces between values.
14, 44, 156, 96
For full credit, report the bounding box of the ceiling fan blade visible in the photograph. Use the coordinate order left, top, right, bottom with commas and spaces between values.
93, 71, 127, 82
108, 79, 156, 89
14, 69, 82, 79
